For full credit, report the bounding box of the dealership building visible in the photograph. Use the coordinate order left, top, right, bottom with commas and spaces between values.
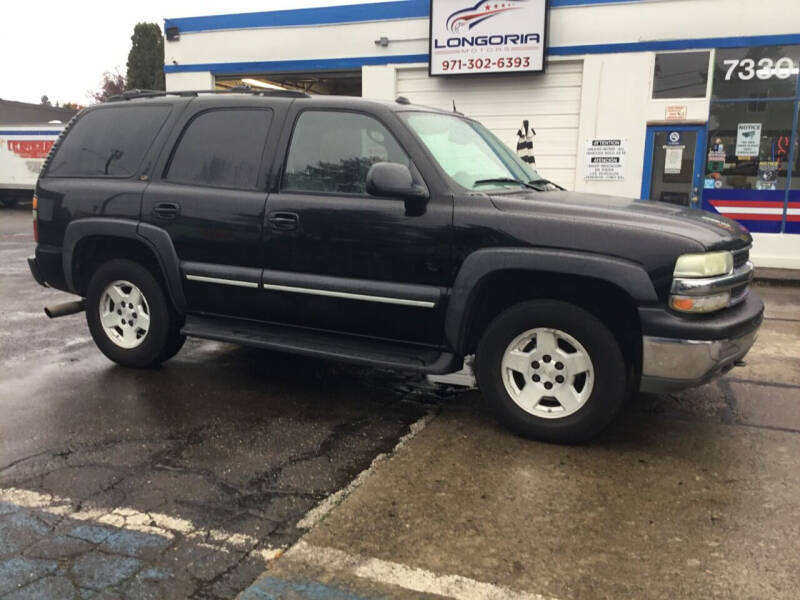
164, 0, 800, 268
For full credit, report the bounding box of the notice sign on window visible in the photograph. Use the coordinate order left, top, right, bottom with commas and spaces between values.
585, 139, 627, 181
429, 0, 546, 76
664, 146, 684, 174
735, 123, 761, 157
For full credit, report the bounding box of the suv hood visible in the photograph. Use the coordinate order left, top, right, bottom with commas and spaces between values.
488, 190, 752, 251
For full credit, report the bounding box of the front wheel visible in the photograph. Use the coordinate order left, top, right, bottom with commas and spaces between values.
475, 300, 628, 443
86, 259, 179, 368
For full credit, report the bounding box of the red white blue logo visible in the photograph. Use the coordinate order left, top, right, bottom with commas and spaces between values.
446, 0, 527, 33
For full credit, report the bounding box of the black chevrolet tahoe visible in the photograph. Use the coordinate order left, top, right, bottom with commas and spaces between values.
28, 90, 763, 443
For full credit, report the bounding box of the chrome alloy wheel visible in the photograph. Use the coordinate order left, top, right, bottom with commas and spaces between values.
501, 327, 595, 419
98, 280, 150, 349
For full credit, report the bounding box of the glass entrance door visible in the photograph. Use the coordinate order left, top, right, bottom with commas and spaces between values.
641, 125, 707, 207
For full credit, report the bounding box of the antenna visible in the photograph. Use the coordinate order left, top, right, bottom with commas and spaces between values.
452, 99, 457, 112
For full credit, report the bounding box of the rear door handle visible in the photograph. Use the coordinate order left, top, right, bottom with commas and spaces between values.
268, 212, 299, 231
153, 202, 180, 219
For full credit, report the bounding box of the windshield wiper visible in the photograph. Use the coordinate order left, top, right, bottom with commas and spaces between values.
529, 177, 565, 191
473, 177, 540, 190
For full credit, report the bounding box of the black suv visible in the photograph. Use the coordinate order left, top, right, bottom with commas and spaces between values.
28, 90, 763, 442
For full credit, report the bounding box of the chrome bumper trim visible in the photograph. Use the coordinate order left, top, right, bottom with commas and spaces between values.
671, 261, 754, 296
639, 327, 759, 393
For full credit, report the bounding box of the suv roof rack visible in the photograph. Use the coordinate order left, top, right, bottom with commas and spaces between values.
108, 87, 310, 102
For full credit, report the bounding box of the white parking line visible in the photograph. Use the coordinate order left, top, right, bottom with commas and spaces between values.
286, 540, 557, 600
0, 486, 282, 561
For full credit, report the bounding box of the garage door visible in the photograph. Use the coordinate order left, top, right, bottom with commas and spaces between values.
395, 60, 583, 188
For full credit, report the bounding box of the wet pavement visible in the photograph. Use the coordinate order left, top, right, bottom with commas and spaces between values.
0, 206, 438, 598
2, 205, 800, 599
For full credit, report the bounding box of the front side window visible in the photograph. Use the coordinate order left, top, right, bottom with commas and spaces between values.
401, 112, 539, 190
282, 111, 408, 195
166, 109, 273, 190
46, 105, 171, 178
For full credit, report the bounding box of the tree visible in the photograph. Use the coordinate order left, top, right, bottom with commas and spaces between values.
40, 95, 51, 106
126, 23, 165, 91
89, 70, 127, 103
62, 102, 84, 110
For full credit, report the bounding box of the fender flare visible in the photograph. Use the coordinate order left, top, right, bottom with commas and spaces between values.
444, 247, 658, 353
62, 218, 186, 312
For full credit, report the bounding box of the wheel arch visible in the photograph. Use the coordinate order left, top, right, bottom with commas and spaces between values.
63, 219, 186, 312
445, 248, 656, 363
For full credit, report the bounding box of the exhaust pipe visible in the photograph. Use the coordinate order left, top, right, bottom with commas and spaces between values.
44, 299, 86, 319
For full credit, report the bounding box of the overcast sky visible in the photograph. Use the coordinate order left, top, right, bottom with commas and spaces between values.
1, 0, 375, 106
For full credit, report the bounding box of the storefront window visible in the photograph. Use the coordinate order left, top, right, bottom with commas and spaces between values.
788, 104, 800, 234
712, 45, 800, 100
703, 45, 800, 234
652, 51, 710, 99
705, 100, 794, 191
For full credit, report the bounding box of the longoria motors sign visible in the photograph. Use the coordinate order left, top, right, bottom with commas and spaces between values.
429, 0, 547, 76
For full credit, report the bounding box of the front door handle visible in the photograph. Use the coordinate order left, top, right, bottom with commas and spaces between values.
153, 202, 180, 219
268, 212, 299, 231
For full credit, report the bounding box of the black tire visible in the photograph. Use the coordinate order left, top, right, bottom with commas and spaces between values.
475, 300, 628, 444
159, 327, 187, 362
85, 259, 177, 368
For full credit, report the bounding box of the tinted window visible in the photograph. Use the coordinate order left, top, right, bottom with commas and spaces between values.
713, 45, 800, 100
705, 100, 795, 191
167, 109, 272, 190
282, 111, 408, 195
47, 105, 170, 177
652, 51, 710, 99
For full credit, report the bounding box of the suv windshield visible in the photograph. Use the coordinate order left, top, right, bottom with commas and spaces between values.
400, 111, 545, 191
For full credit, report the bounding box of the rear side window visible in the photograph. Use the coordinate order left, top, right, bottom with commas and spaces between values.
46, 105, 171, 178
166, 109, 272, 190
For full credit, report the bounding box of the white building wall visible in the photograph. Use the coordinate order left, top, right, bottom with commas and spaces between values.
164, 1, 800, 73
165, 71, 214, 92
362, 65, 397, 101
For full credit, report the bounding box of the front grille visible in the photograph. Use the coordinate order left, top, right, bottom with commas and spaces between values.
733, 247, 750, 270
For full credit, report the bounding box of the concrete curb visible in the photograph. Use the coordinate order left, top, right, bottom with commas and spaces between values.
753, 268, 800, 287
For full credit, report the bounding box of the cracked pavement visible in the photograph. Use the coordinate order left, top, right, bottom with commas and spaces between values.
3, 205, 800, 599
0, 206, 446, 598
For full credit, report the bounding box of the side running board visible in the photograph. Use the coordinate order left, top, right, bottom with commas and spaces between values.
182, 315, 461, 374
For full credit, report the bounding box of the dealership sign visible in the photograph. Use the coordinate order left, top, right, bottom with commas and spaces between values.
429, 0, 546, 76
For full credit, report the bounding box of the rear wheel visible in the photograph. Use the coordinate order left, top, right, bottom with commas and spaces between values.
86, 259, 179, 368
475, 300, 628, 443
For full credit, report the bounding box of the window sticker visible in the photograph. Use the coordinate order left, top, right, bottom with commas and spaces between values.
735, 123, 761, 157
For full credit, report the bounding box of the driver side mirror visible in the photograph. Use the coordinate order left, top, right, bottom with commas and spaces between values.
366, 162, 429, 202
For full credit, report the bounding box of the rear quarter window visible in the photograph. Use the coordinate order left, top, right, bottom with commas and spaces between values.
45, 105, 171, 178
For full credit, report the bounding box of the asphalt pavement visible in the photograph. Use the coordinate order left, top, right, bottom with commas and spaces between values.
2, 205, 799, 599
1, 206, 440, 598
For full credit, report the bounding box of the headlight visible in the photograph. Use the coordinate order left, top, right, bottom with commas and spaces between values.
673, 251, 733, 278
670, 291, 731, 313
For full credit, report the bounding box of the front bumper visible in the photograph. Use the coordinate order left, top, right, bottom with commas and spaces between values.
639, 292, 763, 393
